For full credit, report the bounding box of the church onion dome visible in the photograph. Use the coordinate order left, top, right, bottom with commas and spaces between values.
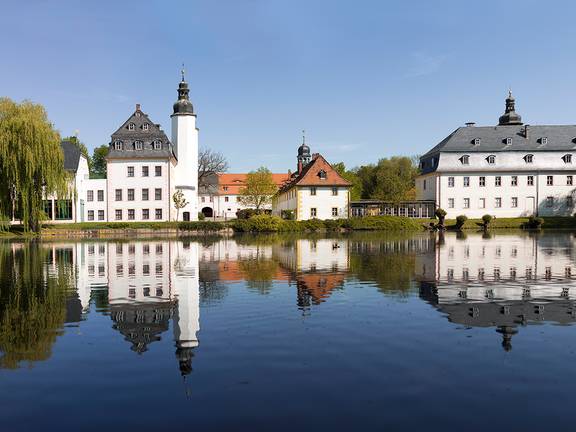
173, 69, 194, 115
498, 90, 523, 125
298, 142, 310, 157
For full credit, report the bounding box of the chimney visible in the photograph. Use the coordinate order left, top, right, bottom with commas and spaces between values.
297, 160, 303, 174
136, 103, 141, 111
465, 122, 475, 127
524, 124, 529, 138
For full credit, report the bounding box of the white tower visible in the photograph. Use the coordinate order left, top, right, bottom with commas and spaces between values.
171, 69, 199, 221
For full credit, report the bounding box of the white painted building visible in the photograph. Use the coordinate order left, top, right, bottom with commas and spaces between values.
416, 92, 576, 218
272, 141, 351, 221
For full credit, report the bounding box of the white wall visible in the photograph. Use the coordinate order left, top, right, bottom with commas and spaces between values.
84, 179, 107, 221
172, 114, 198, 221
297, 186, 349, 220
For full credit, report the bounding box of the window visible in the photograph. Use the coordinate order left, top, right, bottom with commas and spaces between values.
463, 177, 470, 187
156, 244, 163, 254
318, 170, 327, 179
563, 154, 572, 163
448, 198, 454, 208
423, 179, 426, 190
97, 190, 104, 201
463, 198, 470, 209
142, 166, 149, 177
114, 140, 122, 150
98, 210, 104, 221
155, 166, 162, 177
495, 197, 502, 208
332, 187, 338, 196
460, 155, 470, 165
155, 209, 162, 220
87, 190, 94, 202
128, 209, 135, 220
143, 123, 149, 131
487, 155, 496, 164
524, 154, 534, 163
511, 176, 518, 186
142, 209, 149, 220
88, 210, 94, 221
201, 196, 205, 202
310, 208, 317, 218
448, 177, 455, 187
546, 196, 554, 207
310, 187, 317, 196
505, 137, 512, 145
541, 137, 548, 145
568, 176, 573, 186
127, 189, 135, 201
528, 175, 534, 186
115, 189, 122, 201
142, 189, 149, 201
479, 177, 486, 187
511, 197, 518, 208
115, 209, 122, 220
567, 196, 574, 208
547, 175, 554, 186
495, 176, 501, 187
154, 140, 162, 150
155, 188, 162, 200
127, 166, 134, 177
332, 207, 338, 217
479, 198, 485, 208
128, 123, 135, 131
473, 138, 481, 146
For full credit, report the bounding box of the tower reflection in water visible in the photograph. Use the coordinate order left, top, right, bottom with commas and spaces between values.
417, 232, 576, 351
78, 240, 200, 376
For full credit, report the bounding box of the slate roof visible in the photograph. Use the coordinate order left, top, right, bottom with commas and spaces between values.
61, 140, 82, 172
107, 105, 175, 160
278, 154, 351, 193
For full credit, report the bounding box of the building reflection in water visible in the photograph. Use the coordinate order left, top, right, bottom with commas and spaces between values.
417, 232, 576, 351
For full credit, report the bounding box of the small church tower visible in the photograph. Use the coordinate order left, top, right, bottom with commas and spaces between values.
171, 69, 199, 221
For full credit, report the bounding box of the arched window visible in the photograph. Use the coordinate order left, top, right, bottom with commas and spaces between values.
459, 155, 470, 165
114, 140, 123, 150
524, 154, 534, 163
134, 140, 143, 150
143, 123, 149, 131
563, 154, 572, 163
486, 155, 496, 164
128, 123, 135, 131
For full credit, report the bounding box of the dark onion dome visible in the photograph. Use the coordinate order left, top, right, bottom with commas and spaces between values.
498, 90, 523, 125
298, 142, 310, 157
173, 76, 194, 115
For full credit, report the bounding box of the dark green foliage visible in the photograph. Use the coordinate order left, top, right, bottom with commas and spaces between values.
90, 145, 109, 179
236, 208, 260, 219
281, 209, 295, 220
435, 208, 447, 226
355, 156, 419, 201
198, 212, 206, 220
178, 221, 223, 231
455, 215, 468, 229
482, 214, 493, 228
527, 215, 544, 229
332, 162, 363, 200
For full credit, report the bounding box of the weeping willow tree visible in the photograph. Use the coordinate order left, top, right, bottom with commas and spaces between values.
0, 242, 74, 369
0, 98, 71, 232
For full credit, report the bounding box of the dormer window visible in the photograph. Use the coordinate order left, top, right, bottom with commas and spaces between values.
459, 155, 470, 165
473, 138, 481, 146
524, 154, 534, 163
540, 137, 548, 145
318, 170, 327, 179
563, 154, 572, 163
486, 155, 496, 164
154, 140, 162, 150
135, 140, 143, 150
505, 137, 512, 145
128, 123, 135, 131
114, 140, 123, 150
143, 123, 149, 131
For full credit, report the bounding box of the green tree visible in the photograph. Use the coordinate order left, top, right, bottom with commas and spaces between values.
333, 162, 363, 201
172, 189, 189, 220
91, 144, 109, 179
0, 98, 71, 232
356, 156, 419, 202
238, 167, 278, 211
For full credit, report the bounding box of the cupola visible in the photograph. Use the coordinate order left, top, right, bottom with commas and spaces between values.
498, 90, 523, 125
173, 68, 194, 115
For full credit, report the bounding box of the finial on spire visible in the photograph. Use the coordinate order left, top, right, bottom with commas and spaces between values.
302, 129, 306, 144
181, 63, 185, 82
508, 87, 513, 99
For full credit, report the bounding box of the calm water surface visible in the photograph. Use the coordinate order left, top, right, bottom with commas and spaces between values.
1, 232, 576, 431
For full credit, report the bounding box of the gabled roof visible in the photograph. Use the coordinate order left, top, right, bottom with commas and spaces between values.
279, 154, 351, 193
61, 140, 82, 172
107, 105, 175, 160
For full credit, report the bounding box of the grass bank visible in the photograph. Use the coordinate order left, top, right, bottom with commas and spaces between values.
444, 216, 576, 230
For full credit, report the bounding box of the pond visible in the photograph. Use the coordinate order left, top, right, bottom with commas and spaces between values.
1, 231, 576, 431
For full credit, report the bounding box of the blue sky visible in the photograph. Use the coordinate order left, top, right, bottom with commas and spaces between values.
2, 0, 576, 172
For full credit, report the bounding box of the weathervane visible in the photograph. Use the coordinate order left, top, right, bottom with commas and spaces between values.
181, 63, 185, 82
302, 129, 306, 144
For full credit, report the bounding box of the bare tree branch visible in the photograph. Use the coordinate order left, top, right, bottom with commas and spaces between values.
198, 148, 229, 187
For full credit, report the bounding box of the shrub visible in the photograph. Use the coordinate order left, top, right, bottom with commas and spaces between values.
232, 215, 284, 232
236, 208, 260, 219
178, 221, 223, 232
281, 209, 295, 220
302, 219, 325, 232
527, 215, 544, 229
435, 208, 447, 226
198, 212, 205, 221
323, 219, 345, 231
455, 215, 468, 229
482, 214, 492, 228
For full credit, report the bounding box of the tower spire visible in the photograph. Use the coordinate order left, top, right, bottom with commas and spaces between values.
181, 63, 186, 82
498, 89, 523, 126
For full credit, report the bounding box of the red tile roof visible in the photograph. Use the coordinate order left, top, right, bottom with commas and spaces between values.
279, 154, 351, 192
217, 173, 291, 195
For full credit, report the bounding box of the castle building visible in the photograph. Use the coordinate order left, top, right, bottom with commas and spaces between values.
273, 138, 351, 220
83, 72, 199, 223
417, 92, 576, 218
